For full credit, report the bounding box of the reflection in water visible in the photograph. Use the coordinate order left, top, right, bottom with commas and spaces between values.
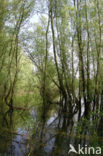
0, 110, 35, 156
0, 108, 102, 156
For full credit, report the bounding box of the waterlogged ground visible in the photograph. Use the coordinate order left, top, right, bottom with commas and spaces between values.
0, 109, 103, 156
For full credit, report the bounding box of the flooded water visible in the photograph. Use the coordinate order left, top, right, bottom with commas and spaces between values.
0, 108, 103, 156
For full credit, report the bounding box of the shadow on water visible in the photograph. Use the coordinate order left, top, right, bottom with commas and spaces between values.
0, 108, 103, 156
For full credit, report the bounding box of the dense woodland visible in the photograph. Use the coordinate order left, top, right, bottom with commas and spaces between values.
0, 0, 103, 155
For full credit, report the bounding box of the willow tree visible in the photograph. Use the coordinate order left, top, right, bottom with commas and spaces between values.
0, 0, 35, 114
21, 0, 103, 129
